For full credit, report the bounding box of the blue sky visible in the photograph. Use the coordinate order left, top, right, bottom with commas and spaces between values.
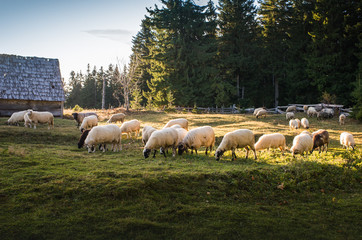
0, 0, 211, 82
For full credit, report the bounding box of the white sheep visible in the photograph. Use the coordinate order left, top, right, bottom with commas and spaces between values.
303, 105, 308, 113
254, 133, 286, 155
340, 132, 356, 151
84, 124, 122, 153
143, 128, 179, 158
178, 126, 215, 155
286, 112, 295, 120
253, 107, 265, 116
24, 113, 32, 128
79, 115, 98, 132
256, 109, 267, 118
215, 129, 257, 161
339, 114, 346, 125
163, 118, 188, 130
289, 119, 298, 129
301, 118, 309, 129
307, 107, 317, 118
7, 110, 29, 125
290, 132, 313, 157
286, 105, 297, 112
120, 119, 141, 139
26, 110, 54, 129
295, 118, 301, 128
142, 125, 157, 145
107, 113, 126, 123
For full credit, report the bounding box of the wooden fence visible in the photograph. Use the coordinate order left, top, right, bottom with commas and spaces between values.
174, 103, 352, 115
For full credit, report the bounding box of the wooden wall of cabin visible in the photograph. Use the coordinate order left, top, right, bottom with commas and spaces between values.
0, 99, 63, 117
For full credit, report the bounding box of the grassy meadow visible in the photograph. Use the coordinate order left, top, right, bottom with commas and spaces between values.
0, 110, 361, 239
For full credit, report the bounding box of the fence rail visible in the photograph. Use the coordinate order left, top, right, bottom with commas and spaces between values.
174, 103, 352, 115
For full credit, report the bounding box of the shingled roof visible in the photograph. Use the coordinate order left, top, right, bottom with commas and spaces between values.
0, 54, 65, 101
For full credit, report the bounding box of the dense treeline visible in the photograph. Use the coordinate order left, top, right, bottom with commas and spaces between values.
65, 0, 361, 117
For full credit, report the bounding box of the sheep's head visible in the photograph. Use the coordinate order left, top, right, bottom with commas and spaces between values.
177, 143, 186, 155
143, 148, 151, 158
78, 130, 90, 149
215, 149, 225, 161
72, 113, 78, 120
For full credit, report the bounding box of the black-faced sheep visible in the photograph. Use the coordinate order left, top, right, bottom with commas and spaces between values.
311, 130, 329, 153
143, 128, 179, 158
107, 113, 126, 123
26, 110, 54, 129
163, 118, 188, 130
84, 124, 122, 153
178, 126, 215, 155
72, 112, 98, 127
215, 129, 257, 161
340, 132, 356, 150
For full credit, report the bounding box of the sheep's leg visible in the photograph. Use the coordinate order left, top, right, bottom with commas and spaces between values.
153, 150, 157, 158
205, 147, 208, 155
231, 148, 236, 161
245, 147, 249, 159
162, 149, 167, 158
325, 143, 328, 153
172, 147, 176, 157
195, 149, 198, 155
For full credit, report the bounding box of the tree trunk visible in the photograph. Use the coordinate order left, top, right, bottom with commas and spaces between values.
236, 74, 240, 99
274, 75, 279, 108
102, 76, 106, 109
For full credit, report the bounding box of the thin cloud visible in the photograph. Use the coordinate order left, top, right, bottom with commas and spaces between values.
84, 29, 133, 43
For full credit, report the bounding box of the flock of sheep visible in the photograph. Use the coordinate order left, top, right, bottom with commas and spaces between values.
6, 106, 357, 161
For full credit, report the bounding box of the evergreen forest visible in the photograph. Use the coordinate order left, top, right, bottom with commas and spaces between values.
64, 0, 362, 118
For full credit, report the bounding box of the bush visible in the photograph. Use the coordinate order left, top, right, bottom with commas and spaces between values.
72, 104, 83, 112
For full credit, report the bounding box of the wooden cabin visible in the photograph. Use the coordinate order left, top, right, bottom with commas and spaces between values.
0, 54, 65, 117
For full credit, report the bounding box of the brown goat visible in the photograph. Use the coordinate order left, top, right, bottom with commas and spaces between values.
312, 130, 329, 153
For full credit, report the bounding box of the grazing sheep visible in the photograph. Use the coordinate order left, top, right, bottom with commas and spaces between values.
303, 105, 308, 113
312, 130, 329, 153
84, 124, 122, 153
254, 133, 286, 155
286, 112, 295, 120
26, 110, 54, 129
290, 132, 313, 157
163, 118, 188, 130
339, 114, 346, 125
286, 105, 297, 112
24, 113, 32, 128
318, 108, 334, 119
317, 111, 329, 120
107, 113, 126, 123
72, 112, 98, 127
340, 132, 356, 151
79, 115, 98, 132
120, 119, 141, 139
253, 107, 265, 116
256, 109, 267, 118
142, 125, 157, 145
7, 110, 29, 125
301, 118, 309, 129
143, 128, 179, 158
215, 129, 257, 161
178, 126, 215, 155
307, 107, 317, 118
295, 118, 301, 129
289, 119, 298, 129
78, 130, 90, 149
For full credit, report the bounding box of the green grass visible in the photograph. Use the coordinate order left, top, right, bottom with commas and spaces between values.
0, 112, 361, 240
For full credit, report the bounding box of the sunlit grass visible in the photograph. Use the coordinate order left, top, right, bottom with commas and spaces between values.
0, 111, 361, 239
